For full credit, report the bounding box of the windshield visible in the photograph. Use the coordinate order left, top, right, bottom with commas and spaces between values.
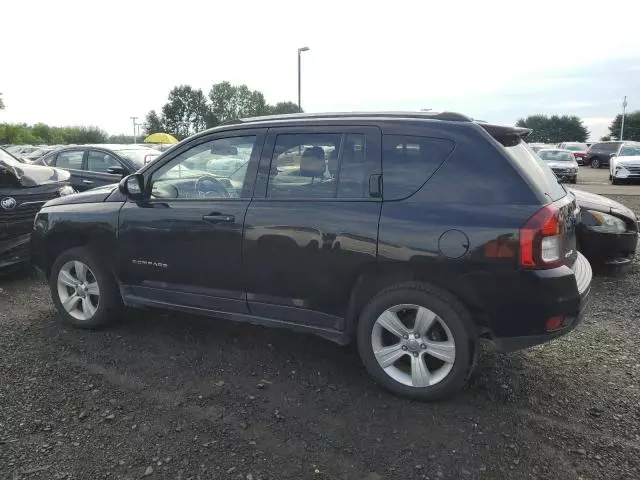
538, 150, 575, 162
0, 148, 23, 166
503, 142, 566, 201
117, 149, 160, 167
563, 143, 587, 151
619, 144, 640, 157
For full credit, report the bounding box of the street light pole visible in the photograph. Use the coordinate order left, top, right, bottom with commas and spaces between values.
620, 96, 628, 141
130, 116, 138, 144
297, 46, 310, 113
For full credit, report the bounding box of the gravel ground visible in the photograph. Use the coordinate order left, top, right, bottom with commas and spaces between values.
1, 196, 639, 480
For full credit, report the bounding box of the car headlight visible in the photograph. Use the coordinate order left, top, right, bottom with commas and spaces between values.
586, 210, 627, 233
57, 185, 76, 196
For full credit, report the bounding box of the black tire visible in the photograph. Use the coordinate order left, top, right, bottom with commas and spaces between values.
356, 282, 476, 401
590, 157, 601, 169
49, 246, 121, 329
612, 178, 620, 185
570, 177, 577, 184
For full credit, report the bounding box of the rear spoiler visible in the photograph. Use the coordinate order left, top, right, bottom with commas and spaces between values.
479, 123, 532, 147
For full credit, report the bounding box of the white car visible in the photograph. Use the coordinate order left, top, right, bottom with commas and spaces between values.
609, 142, 640, 185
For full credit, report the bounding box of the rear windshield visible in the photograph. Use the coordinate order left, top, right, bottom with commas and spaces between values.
538, 150, 575, 161
503, 141, 566, 202
563, 143, 587, 151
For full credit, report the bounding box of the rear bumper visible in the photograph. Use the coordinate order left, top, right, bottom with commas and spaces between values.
492, 252, 592, 352
0, 233, 31, 270
578, 229, 638, 266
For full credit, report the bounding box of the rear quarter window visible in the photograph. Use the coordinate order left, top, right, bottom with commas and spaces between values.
382, 135, 454, 200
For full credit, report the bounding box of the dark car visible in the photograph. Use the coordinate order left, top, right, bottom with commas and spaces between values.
557, 142, 589, 165
586, 141, 623, 169
31, 111, 591, 401
537, 148, 579, 183
21, 146, 61, 163
34, 145, 160, 192
571, 188, 638, 267
1, 147, 75, 272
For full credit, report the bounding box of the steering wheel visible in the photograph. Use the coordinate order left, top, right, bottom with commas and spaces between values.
194, 175, 230, 198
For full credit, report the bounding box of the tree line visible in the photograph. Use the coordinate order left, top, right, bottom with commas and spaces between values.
517, 112, 640, 143
144, 81, 300, 139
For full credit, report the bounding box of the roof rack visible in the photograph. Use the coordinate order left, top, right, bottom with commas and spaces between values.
234, 111, 473, 124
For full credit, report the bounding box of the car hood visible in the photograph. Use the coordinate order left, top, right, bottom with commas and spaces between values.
615, 155, 640, 166
0, 160, 70, 187
43, 183, 119, 207
570, 188, 637, 221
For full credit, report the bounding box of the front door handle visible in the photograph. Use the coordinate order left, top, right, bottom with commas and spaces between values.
82, 179, 94, 185
203, 213, 235, 223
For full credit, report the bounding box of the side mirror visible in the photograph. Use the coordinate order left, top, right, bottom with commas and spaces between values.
118, 173, 145, 199
106, 166, 127, 176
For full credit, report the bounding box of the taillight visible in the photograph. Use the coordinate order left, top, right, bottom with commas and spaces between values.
519, 204, 563, 269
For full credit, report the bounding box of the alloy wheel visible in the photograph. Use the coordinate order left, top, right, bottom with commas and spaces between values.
57, 260, 100, 321
371, 304, 456, 387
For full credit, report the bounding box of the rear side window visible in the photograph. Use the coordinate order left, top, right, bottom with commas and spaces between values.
382, 135, 454, 200
592, 142, 620, 153
55, 150, 84, 169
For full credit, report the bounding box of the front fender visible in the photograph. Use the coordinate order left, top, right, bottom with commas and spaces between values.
31, 202, 123, 277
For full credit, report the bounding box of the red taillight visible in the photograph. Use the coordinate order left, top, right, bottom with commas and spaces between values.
545, 316, 564, 331
519, 204, 563, 269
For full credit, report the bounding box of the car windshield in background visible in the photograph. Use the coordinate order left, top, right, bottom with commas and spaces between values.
538, 150, 575, 162
0, 148, 23, 166
502, 142, 566, 201
619, 145, 640, 156
564, 143, 588, 151
117, 149, 160, 167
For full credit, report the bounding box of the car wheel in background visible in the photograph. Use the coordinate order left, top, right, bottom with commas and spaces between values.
590, 157, 601, 169
49, 247, 121, 328
612, 178, 620, 185
357, 282, 476, 401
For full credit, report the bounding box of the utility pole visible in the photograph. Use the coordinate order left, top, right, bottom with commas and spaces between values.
297, 47, 310, 113
620, 96, 628, 141
130, 116, 138, 144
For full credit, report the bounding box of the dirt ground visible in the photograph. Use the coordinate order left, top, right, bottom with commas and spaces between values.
1, 196, 639, 480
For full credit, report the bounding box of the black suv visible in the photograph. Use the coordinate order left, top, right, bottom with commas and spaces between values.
586, 141, 623, 169
31, 112, 592, 400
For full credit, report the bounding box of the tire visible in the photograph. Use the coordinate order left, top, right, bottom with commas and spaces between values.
356, 282, 476, 401
49, 247, 121, 329
570, 178, 577, 184
590, 157, 601, 169
612, 178, 620, 185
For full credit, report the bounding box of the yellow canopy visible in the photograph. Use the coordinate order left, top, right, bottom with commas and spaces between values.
144, 133, 178, 144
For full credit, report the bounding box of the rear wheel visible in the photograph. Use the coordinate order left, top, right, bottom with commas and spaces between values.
357, 282, 475, 401
49, 247, 121, 328
590, 157, 601, 169
612, 177, 621, 185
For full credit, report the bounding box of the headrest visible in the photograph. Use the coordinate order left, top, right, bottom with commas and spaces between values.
300, 146, 325, 177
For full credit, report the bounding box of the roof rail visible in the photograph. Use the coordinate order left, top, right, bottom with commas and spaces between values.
236, 111, 473, 124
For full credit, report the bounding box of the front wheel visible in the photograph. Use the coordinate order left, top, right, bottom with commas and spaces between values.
590, 157, 601, 169
49, 247, 121, 328
357, 282, 475, 401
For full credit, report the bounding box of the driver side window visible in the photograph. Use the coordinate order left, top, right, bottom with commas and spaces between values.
150, 136, 257, 200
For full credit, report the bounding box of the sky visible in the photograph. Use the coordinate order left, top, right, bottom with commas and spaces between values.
2, 0, 639, 140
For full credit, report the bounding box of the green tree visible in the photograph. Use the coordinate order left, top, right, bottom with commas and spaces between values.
266, 101, 301, 115
516, 114, 589, 143
608, 111, 640, 141
161, 85, 211, 139
144, 110, 165, 136
208, 81, 270, 123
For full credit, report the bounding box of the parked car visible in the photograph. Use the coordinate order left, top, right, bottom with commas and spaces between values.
586, 141, 623, 169
31, 111, 591, 401
571, 188, 638, 267
6, 145, 40, 160
21, 146, 61, 163
34, 145, 160, 192
528, 143, 550, 153
557, 142, 589, 165
608, 142, 640, 184
537, 148, 579, 183
1, 147, 75, 273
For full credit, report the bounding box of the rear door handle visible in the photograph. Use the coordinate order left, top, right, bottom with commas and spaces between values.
203, 213, 235, 223
82, 179, 94, 185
